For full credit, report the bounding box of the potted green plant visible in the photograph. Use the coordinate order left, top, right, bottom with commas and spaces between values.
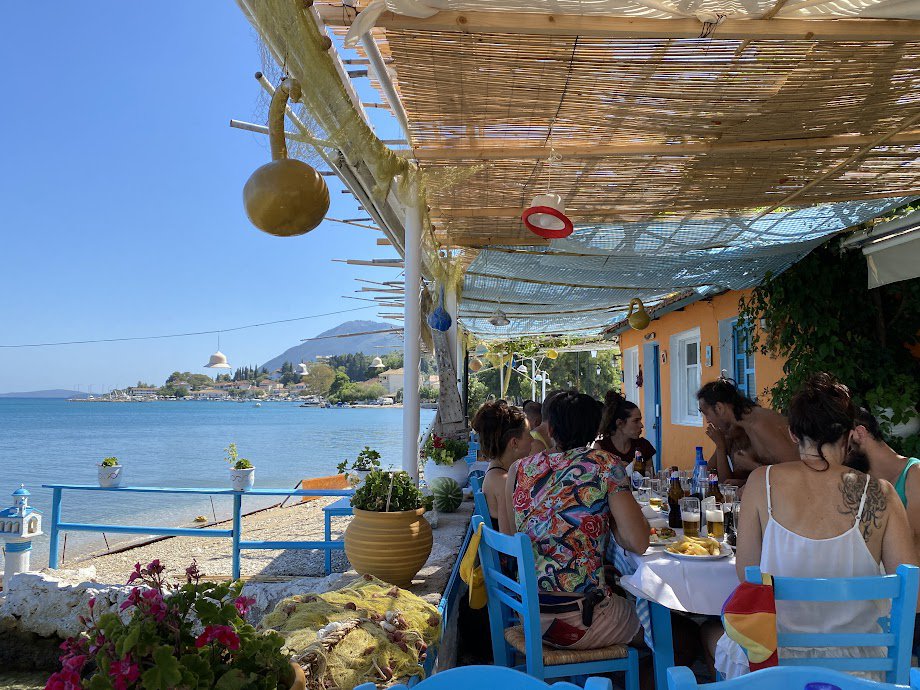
46, 559, 304, 690
336, 446, 381, 488
344, 470, 433, 587
98, 456, 123, 488
226, 443, 255, 491
421, 433, 470, 487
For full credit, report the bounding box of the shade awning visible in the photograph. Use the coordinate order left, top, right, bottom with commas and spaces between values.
864, 229, 920, 288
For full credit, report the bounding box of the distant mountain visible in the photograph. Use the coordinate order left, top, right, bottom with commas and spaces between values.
0, 389, 90, 399
262, 320, 402, 372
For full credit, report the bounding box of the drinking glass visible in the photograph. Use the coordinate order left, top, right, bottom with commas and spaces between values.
706, 502, 725, 539
721, 485, 737, 506
648, 479, 663, 509
637, 477, 651, 506
680, 497, 701, 537
727, 501, 741, 547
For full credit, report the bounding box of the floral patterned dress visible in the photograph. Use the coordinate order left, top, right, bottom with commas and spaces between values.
512, 447, 630, 593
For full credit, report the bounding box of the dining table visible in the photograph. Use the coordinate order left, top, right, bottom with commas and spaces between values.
611, 507, 741, 690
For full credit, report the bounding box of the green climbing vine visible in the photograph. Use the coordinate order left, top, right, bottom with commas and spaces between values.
738, 238, 920, 456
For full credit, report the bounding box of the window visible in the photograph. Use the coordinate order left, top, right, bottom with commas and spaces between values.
733, 322, 757, 401
623, 346, 640, 405
670, 328, 702, 426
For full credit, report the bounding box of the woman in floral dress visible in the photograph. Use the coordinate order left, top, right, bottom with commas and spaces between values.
504, 390, 650, 649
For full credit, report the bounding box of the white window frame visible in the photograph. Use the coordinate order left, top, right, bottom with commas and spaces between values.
670, 327, 703, 427
622, 346, 640, 405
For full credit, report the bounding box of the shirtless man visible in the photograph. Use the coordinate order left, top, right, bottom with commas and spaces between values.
697, 378, 799, 482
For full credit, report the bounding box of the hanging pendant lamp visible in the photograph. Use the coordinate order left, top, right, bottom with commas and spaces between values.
488, 308, 510, 327
522, 153, 573, 239
522, 193, 574, 239
295, 362, 310, 376
205, 333, 232, 369
370, 356, 385, 369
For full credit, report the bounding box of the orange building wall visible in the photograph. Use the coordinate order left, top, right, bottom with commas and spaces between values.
618, 290, 786, 469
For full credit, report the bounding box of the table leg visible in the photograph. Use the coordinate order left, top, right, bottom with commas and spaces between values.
649, 601, 675, 690
324, 511, 332, 575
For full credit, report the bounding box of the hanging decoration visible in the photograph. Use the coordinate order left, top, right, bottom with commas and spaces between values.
469, 356, 484, 372
522, 152, 573, 239
627, 298, 652, 331
243, 77, 330, 237
370, 356, 385, 369
545, 348, 559, 360
426, 286, 452, 332
296, 362, 310, 376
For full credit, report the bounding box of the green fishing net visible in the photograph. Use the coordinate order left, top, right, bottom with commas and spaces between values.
260, 575, 441, 690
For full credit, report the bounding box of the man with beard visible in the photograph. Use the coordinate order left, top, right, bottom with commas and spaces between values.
848, 407, 920, 556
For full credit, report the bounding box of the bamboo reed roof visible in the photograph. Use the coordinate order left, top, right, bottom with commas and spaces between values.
315, 4, 920, 337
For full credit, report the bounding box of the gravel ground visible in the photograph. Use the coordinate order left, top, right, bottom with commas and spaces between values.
0, 673, 44, 690
68, 497, 347, 583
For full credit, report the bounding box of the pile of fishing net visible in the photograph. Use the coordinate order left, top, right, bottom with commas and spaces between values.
260, 575, 442, 689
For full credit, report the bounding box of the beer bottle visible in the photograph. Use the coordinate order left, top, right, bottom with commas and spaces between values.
633, 450, 646, 484
667, 471, 683, 528
709, 474, 724, 503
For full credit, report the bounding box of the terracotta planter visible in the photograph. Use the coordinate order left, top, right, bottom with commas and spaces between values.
423, 459, 470, 488
344, 507, 433, 587
289, 662, 306, 690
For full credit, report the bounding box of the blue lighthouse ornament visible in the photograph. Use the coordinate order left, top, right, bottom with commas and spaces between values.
427, 287, 452, 332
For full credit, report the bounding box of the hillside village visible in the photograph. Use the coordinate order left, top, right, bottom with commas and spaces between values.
103, 351, 439, 404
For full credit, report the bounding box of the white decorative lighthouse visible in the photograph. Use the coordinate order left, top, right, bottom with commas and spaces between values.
1, 485, 43, 585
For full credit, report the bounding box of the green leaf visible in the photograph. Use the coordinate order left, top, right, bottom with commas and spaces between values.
214, 669, 248, 690
141, 646, 184, 690
86, 674, 115, 690
179, 653, 214, 689
118, 623, 141, 656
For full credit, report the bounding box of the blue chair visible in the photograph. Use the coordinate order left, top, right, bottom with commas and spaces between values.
470, 474, 483, 493
667, 665, 920, 690
355, 665, 613, 690
744, 565, 919, 685
473, 515, 640, 689
474, 488, 493, 526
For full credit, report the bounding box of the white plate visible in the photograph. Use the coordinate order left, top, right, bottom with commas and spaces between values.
665, 543, 732, 560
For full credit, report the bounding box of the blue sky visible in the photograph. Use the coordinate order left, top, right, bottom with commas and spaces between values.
0, 4, 403, 393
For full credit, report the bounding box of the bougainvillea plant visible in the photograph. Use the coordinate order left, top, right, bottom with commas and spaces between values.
46, 559, 294, 690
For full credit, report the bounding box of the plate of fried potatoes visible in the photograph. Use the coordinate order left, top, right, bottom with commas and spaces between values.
665, 536, 731, 560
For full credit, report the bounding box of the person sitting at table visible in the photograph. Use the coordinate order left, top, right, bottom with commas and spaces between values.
698, 377, 799, 480
504, 390, 650, 650
471, 399, 533, 534
595, 389, 657, 472
715, 373, 917, 679
522, 399, 543, 433
706, 424, 760, 489
847, 407, 920, 556
528, 390, 562, 455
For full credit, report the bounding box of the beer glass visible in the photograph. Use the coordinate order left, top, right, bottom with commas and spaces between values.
680, 497, 701, 537
707, 502, 726, 539
648, 479, 663, 509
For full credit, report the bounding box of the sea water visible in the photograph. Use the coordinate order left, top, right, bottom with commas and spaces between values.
0, 398, 435, 570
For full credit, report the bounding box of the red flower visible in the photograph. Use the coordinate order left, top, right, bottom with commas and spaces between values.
195, 624, 241, 651
61, 655, 87, 673
234, 595, 256, 618
127, 562, 142, 584
512, 487, 530, 511
119, 587, 142, 611
109, 657, 141, 690
432, 435, 444, 449
45, 670, 81, 690
581, 515, 604, 539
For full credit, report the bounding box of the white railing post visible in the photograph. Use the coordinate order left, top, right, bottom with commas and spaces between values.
402, 188, 422, 481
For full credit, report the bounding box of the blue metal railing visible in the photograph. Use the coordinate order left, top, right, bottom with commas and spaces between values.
42, 485, 353, 580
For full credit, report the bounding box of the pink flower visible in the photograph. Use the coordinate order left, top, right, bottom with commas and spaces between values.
87, 597, 96, 610
120, 587, 142, 611
62, 655, 86, 673
234, 595, 255, 618
185, 560, 201, 583
127, 562, 142, 584
140, 588, 168, 622
195, 624, 241, 651
45, 670, 81, 690
109, 657, 141, 690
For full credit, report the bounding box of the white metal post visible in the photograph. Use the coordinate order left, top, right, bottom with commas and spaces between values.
402, 190, 422, 482
531, 359, 536, 401
541, 372, 547, 402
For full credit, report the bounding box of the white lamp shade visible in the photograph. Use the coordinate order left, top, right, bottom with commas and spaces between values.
527, 194, 567, 231
488, 309, 510, 327
296, 362, 310, 376
371, 356, 385, 369
205, 351, 232, 369
516, 364, 528, 374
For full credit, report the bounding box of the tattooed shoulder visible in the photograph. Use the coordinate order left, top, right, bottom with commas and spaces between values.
838, 472, 886, 539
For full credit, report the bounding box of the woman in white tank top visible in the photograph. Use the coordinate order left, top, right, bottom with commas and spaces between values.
715, 374, 916, 679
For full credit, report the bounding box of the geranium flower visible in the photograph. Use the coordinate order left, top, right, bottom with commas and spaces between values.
234, 595, 256, 617
45, 669, 81, 690
127, 562, 142, 584
185, 559, 201, 583
195, 624, 241, 651
140, 588, 168, 622
119, 587, 142, 611
109, 657, 141, 690
61, 655, 87, 673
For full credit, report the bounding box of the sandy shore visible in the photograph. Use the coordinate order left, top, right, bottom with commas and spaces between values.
69, 496, 347, 583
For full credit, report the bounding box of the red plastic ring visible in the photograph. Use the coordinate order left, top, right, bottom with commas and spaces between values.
522, 206, 574, 239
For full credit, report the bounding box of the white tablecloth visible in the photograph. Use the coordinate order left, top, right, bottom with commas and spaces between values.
620, 548, 740, 615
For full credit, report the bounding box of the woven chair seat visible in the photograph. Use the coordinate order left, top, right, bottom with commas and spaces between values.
503, 626, 630, 664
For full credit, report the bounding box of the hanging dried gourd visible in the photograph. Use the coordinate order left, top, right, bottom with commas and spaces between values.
243, 78, 330, 237
627, 298, 651, 331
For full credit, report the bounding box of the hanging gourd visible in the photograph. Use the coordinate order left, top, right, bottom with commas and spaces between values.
243, 77, 330, 237
627, 298, 651, 331
545, 348, 559, 360
469, 356, 484, 372
427, 287, 452, 332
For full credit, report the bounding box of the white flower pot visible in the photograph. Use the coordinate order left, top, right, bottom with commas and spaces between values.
349, 470, 371, 488
98, 465, 123, 488
230, 467, 255, 491
878, 407, 920, 439
424, 459, 470, 488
